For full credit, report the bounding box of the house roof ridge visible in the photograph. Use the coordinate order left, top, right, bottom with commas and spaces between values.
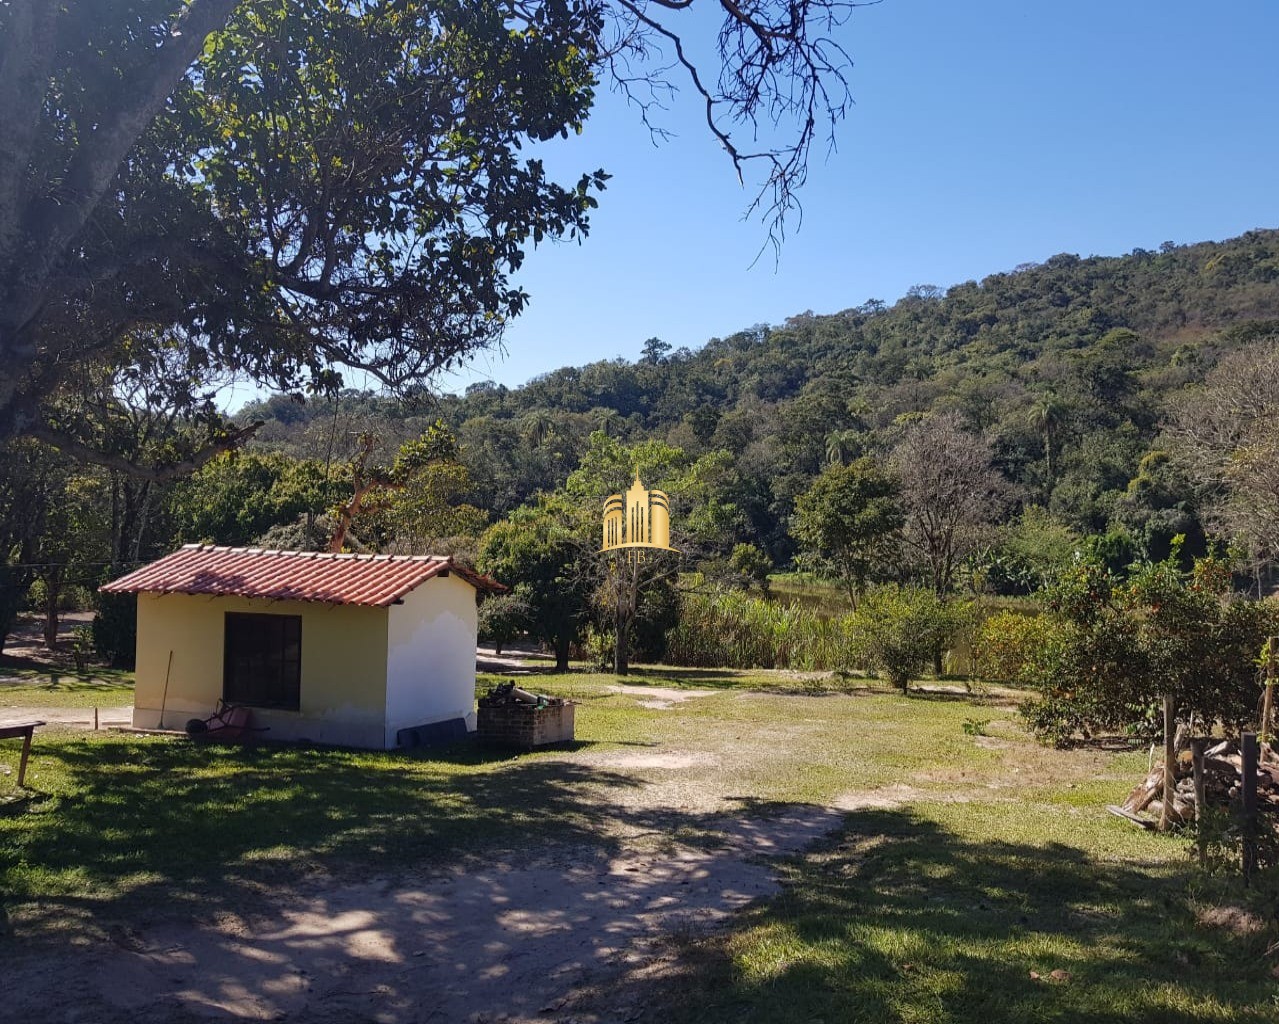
101, 546, 502, 605
181, 543, 451, 563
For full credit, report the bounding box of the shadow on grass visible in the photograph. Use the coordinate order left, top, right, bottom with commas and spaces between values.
0, 652, 63, 677
902, 687, 1022, 708
623, 667, 767, 686
0, 733, 734, 927
593, 807, 1278, 1024
0, 670, 132, 692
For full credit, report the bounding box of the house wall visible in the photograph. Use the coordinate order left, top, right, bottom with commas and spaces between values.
133, 592, 389, 747
385, 573, 478, 747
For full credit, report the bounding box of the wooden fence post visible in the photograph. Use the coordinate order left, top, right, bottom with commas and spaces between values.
1262, 636, 1277, 753
1159, 694, 1176, 831
1191, 736, 1207, 867
1241, 732, 1259, 883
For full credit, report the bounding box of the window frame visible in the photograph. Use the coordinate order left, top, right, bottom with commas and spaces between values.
222, 611, 302, 711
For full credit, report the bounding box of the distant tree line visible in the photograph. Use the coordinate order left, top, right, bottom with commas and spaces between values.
7, 230, 1279, 683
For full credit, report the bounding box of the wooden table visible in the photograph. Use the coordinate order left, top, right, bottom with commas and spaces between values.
0, 720, 45, 787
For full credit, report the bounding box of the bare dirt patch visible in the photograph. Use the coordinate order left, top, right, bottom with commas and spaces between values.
3, 804, 857, 1024
0, 704, 132, 729
1196, 904, 1269, 936
606, 685, 715, 711
577, 750, 717, 771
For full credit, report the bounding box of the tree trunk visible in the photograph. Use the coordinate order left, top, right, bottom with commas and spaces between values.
614, 616, 630, 677
554, 633, 571, 673
613, 550, 638, 676
42, 567, 64, 648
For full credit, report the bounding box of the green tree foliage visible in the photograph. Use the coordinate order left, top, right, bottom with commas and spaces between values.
975, 506, 1081, 595
1021, 550, 1278, 746
30, 471, 111, 647
0, 442, 65, 650
791, 457, 901, 607
168, 451, 334, 548
850, 585, 951, 692
477, 590, 533, 656
476, 497, 591, 672
198, 230, 1279, 606
729, 543, 773, 592
0, 0, 852, 466
92, 588, 139, 670
565, 432, 689, 674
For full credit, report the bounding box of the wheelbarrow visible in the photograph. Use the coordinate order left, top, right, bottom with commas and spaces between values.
185, 700, 268, 743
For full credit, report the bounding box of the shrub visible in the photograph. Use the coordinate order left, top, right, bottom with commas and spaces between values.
92, 586, 137, 669
852, 586, 948, 692
974, 609, 1059, 686
728, 543, 772, 592
1019, 549, 1279, 745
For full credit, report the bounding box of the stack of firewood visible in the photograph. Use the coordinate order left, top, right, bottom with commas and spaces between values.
1110, 736, 1279, 828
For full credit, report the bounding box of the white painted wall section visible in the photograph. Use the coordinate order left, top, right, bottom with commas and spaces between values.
384, 573, 478, 746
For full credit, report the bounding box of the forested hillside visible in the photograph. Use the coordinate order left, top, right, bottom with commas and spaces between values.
7, 228, 1279, 661
240, 229, 1279, 562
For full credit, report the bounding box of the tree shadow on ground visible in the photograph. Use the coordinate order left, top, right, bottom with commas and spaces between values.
902, 687, 1023, 707
0, 670, 131, 692
0, 737, 657, 924
584, 806, 1279, 1024
1, 772, 847, 1024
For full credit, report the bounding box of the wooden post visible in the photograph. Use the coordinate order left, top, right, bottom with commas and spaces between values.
1242, 732, 1259, 882
1261, 636, 1277, 754
17, 727, 34, 787
1191, 737, 1207, 867
158, 649, 174, 729
1159, 694, 1176, 831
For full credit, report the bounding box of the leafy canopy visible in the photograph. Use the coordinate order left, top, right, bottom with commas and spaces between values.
0, 0, 854, 471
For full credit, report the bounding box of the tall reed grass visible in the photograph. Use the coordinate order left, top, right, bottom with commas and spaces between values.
664, 590, 867, 671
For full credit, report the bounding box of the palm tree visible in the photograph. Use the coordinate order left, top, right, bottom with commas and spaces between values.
824, 429, 863, 467
1028, 395, 1068, 495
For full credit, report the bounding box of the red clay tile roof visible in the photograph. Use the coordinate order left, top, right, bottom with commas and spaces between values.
101, 545, 504, 607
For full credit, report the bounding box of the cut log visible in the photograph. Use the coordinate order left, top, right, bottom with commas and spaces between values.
1106, 805, 1156, 829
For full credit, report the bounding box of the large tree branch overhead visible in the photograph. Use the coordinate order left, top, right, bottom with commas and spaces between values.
0, 0, 856, 470
0, 0, 239, 352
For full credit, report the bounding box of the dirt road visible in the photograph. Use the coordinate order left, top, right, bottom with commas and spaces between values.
4, 804, 858, 1024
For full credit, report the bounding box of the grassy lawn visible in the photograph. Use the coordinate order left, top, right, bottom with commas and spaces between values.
0, 669, 134, 708
1, 667, 1275, 1020
636, 803, 1278, 1024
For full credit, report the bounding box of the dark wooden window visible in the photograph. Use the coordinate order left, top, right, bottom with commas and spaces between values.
223, 613, 302, 710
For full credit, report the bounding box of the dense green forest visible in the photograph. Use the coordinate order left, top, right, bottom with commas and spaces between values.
6, 228, 1279, 669
240, 229, 1279, 559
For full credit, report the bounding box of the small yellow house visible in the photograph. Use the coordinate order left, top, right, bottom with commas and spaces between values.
102, 545, 504, 749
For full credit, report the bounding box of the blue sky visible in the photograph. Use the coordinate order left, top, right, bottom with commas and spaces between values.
437, 0, 1279, 394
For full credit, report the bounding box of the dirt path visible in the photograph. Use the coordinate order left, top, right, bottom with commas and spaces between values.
4, 804, 860, 1024
0, 705, 132, 729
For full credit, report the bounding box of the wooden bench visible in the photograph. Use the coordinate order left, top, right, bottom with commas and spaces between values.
0, 720, 45, 787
